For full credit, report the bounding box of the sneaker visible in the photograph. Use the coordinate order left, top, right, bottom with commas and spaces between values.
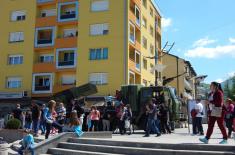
156, 133, 161, 137
219, 139, 228, 144
199, 137, 208, 144
143, 135, 150, 137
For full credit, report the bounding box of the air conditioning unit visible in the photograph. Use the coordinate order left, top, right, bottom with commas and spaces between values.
22, 91, 28, 97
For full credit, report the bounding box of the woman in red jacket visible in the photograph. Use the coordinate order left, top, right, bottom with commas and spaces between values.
199, 82, 228, 144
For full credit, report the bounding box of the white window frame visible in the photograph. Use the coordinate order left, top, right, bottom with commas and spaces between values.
91, 0, 109, 12
9, 32, 24, 42
142, 16, 147, 28
135, 51, 141, 71
32, 73, 53, 94
128, 71, 135, 84
6, 77, 22, 89
135, 5, 140, 26
129, 22, 135, 44
58, 1, 79, 22
89, 73, 108, 85
8, 55, 23, 65
35, 27, 55, 47
11, 11, 26, 21
39, 54, 54, 63
56, 48, 77, 69
90, 23, 109, 36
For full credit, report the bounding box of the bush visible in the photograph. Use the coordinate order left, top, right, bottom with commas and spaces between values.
6, 119, 21, 129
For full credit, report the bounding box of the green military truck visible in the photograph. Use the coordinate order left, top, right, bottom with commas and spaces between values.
121, 85, 182, 130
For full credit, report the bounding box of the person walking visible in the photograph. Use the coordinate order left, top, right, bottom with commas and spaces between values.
39, 104, 46, 135
31, 101, 41, 137
102, 104, 111, 131
44, 100, 63, 139
225, 98, 234, 138
144, 101, 161, 137
199, 82, 228, 144
89, 106, 100, 131
12, 104, 23, 125
194, 99, 204, 135
159, 103, 171, 134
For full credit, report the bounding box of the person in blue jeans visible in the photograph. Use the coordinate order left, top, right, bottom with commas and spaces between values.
44, 100, 63, 139
144, 101, 161, 137
39, 104, 46, 135
18, 129, 34, 155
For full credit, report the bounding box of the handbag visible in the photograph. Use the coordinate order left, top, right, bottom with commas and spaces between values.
211, 105, 222, 117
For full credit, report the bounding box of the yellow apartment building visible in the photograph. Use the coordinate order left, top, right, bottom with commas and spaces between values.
0, 0, 161, 102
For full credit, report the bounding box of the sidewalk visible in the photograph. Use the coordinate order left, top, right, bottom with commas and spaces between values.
111, 125, 235, 145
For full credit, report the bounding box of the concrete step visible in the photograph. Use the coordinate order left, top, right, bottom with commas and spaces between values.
68, 138, 235, 153
57, 142, 235, 155
48, 148, 125, 155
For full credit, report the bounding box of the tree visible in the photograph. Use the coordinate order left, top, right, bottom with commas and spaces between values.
231, 77, 235, 100
224, 80, 231, 99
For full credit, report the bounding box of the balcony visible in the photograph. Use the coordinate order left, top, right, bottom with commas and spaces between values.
58, 2, 79, 22
32, 73, 53, 94
129, 11, 141, 29
131, 0, 141, 8
36, 16, 56, 27
33, 62, 56, 73
56, 48, 77, 69
129, 58, 140, 73
55, 37, 77, 48
35, 27, 55, 47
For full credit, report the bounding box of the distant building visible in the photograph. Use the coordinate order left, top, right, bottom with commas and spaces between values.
162, 53, 197, 99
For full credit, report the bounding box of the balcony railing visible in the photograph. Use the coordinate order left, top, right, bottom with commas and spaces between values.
60, 14, 76, 20
37, 39, 52, 45
58, 61, 74, 66
37, 0, 53, 3
34, 86, 50, 91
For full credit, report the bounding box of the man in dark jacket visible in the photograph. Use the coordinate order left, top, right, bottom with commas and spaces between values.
31, 101, 41, 137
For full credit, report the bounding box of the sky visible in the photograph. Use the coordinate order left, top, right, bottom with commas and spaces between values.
154, 0, 235, 83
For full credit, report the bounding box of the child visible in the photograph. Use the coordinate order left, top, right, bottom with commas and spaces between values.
18, 129, 34, 155
64, 110, 83, 137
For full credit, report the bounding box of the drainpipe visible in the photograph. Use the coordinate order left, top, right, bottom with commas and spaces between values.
124, 0, 128, 84
176, 56, 179, 96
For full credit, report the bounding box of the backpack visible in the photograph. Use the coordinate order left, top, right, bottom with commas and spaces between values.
191, 109, 197, 118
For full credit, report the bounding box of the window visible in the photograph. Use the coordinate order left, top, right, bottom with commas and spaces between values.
91, 0, 109, 12
89, 73, 108, 85
90, 23, 109, 36
142, 0, 147, 8
129, 71, 135, 84
58, 1, 78, 22
150, 7, 153, 17
142, 36, 147, 49
11, 11, 26, 21
135, 6, 140, 26
39, 55, 54, 63
56, 48, 77, 68
33, 73, 52, 93
7, 77, 22, 88
63, 29, 77, 38
8, 55, 23, 65
90, 48, 108, 60
129, 22, 135, 43
143, 58, 147, 70
142, 16, 147, 28
150, 44, 154, 55
61, 75, 76, 85
35, 27, 55, 47
135, 51, 140, 70
41, 9, 56, 17
9, 32, 24, 42
150, 25, 154, 36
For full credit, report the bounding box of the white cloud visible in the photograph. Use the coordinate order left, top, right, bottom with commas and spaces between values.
185, 44, 235, 58
162, 18, 172, 29
229, 38, 235, 44
215, 79, 224, 83
193, 37, 216, 47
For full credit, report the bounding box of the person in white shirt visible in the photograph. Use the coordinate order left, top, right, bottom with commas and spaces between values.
194, 99, 204, 135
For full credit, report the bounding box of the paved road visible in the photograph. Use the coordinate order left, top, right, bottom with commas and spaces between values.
111, 125, 235, 145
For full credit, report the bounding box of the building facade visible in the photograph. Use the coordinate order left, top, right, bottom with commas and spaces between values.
162, 53, 197, 100
0, 0, 161, 100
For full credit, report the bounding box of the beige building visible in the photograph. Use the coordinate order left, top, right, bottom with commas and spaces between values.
162, 53, 197, 100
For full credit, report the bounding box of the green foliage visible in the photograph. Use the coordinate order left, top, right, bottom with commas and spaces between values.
6, 119, 21, 129
224, 77, 235, 101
